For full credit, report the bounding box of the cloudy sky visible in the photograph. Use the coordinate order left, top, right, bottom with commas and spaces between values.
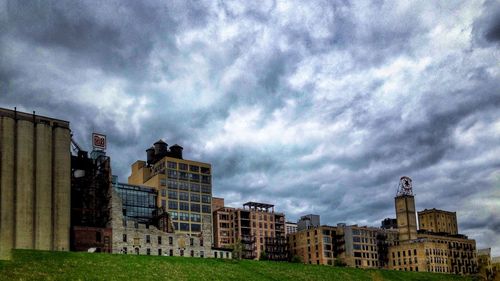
1, 1, 499, 254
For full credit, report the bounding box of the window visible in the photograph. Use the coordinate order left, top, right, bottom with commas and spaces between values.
189, 165, 199, 172
180, 223, 189, 231
179, 192, 189, 201
135, 248, 139, 255
179, 182, 189, 191
161, 189, 167, 197
202, 195, 211, 203
201, 185, 211, 194
179, 163, 188, 170
168, 201, 178, 209
202, 205, 211, 213
170, 249, 173, 256
158, 236, 162, 245
158, 249, 162, 256
200, 251, 204, 258
168, 190, 178, 199
122, 219, 127, 227
160, 179, 167, 186
168, 170, 178, 179
190, 194, 200, 202
162, 200, 167, 208
190, 213, 201, 222
190, 173, 200, 182
168, 180, 178, 189
146, 248, 151, 255
201, 175, 210, 184
169, 237, 173, 245
180, 202, 189, 211
167, 161, 177, 169
191, 250, 194, 257
200, 239, 204, 247
146, 235, 151, 243
122, 247, 127, 254
123, 234, 127, 242
179, 212, 189, 221
190, 238, 194, 246
96, 231, 102, 242
190, 183, 200, 192
179, 172, 189, 180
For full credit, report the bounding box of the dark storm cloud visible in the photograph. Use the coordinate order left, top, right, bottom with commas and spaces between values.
1, 0, 499, 255
473, 0, 500, 45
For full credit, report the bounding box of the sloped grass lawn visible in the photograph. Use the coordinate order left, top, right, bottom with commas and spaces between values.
0, 250, 473, 281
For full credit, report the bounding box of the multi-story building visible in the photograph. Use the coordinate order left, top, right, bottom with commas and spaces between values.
418, 208, 458, 235
285, 222, 298, 235
128, 140, 212, 236
388, 176, 477, 275
0, 108, 71, 260
288, 224, 398, 268
111, 179, 231, 259
288, 225, 337, 265
213, 206, 235, 248
381, 218, 397, 230
212, 201, 287, 260
297, 214, 320, 231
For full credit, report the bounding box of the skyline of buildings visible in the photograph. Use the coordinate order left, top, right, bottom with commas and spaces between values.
0, 107, 497, 276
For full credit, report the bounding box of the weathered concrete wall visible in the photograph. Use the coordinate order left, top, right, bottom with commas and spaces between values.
0, 108, 71, 259
53, 127, 71, 251
15, 120, 34, 249
0, 117, 15, 259
35, 123, 52, 250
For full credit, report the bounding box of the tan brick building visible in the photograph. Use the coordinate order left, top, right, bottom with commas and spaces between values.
128, 140, 212, 236
418, 208, 458, 235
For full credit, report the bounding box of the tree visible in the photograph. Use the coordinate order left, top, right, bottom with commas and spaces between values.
290, 255, 302, 263
259, 251, 269, 261
230, 238, 244, 260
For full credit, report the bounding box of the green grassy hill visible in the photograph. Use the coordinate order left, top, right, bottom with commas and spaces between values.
0, 250, 475, 281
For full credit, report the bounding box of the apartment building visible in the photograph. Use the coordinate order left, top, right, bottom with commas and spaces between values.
213, 201, 287, 260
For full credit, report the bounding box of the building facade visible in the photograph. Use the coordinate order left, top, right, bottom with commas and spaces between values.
111, 180, 231, 259
388, 177, 477, 275
297, 214, 320, 231
285, 222, 298, 235
418, 208, 458, 235
212, 201, 287, 260
70, 146, 112, 253
128, 140, 212, 236
0, 108, 71, 259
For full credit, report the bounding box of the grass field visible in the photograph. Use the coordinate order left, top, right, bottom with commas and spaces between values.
0, 250, 475, 281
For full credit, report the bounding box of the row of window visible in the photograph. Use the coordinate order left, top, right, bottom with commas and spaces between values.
393, 257, 418, 266
166, 162, 210, 174
165, 180, 211, 193
122, 247, 206, 258
163, 191, 211, 203
393, 249, 418, 258
167, 170, 211, 183
167, 204, 211, 213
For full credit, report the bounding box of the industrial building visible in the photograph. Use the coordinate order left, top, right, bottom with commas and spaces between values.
418, 208, 458, 235
388, 176, 478, 274
288, 224, 398, 267
213, 201, 287, 260
128, 140, 212, 236
111, 178, 231, 259
0, 108, 71, 259
70, 138, 113, 253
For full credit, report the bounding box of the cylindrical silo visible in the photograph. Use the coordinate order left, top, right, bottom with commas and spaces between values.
52, 126, 71, 251
14, 120, 35, 249
35, 123, 52, 250
0, 117, 15, 259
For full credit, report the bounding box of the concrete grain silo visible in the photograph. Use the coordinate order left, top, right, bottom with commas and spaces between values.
0, 108, 71, 259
